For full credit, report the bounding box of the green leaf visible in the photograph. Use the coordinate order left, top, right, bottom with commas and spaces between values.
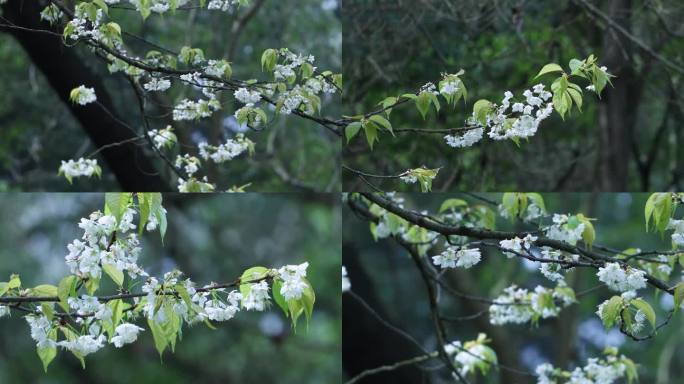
92, 0, 109, 14
105, 193, 131, 224
368, 115, 394, 136
58, 275, 78, 312
569, 58, 584, 75
30, 284, 58, 297
301, 279, 315, 326
261, 49, 278, 72
8, 274, 21, 289
645, 193, 672, 233
502, 193, 519, 218
148, 193, 167, 242
85, 277, 100, 295
567, 87, 583, 112
535, 63, 564, 79
148, 318, 169, 357
526, 193, 546, 213
103, 263, 124, 287
271, 280, 289, 316
631, 298, 656, 329
345, 122, 362, 143
673, 282, 684, 314
439, 199, 468, 213
415, 92, 431, 119
37, 329, 57, 372
601, 296, 623, 329
137, 193, 151, 235
577, 214, 596, 248
362, 120, 378, 150
473, 99, 492, 126
239, 266, 269, 299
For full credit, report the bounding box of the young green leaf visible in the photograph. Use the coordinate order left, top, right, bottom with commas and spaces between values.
630, 298, 656, 329
535, 63, 564, 79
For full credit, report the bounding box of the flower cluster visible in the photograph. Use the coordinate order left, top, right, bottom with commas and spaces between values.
68, 295, 112, 321
143, 77, 172, 92
489, 283, 574, 325
535, 348, 636, 384
538, 248, 579, 282
208, 0, 242, 12
444, 333, 497, 378
273, 49, 315, 80
175, 154, 201, 176
596, 262, 647, 292
467, 84, 554, 144
111, 323, 145, 348
431, 246, 481, 269
499, 234, 537, 258
545, 214, 585, 245
198, 134, 253, 163
70, 85, 97, 106
58, 158, 101, 183
667, 218, 684, 247
444, 127, 484, 148
147, 126, 177, 150
234, 87, 262, 106
172, 98, 221, 121
65, 209, 147, 280
242, 281, 270, 311
277, 262, 309, 300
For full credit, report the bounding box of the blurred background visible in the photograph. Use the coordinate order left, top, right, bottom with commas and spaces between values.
342, 0, 684, 192
343, 193, 684, 383
0, 0, 341, 192
0, 193, 341, 383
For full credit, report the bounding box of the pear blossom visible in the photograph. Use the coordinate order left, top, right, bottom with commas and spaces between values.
596, 262, 647, 292
59, 158, 100, 182
70, 85, 97, 105
111, 323, 145, 347
58, 334, 107, 356
242, 281, 270, 311
431, 246, 481, 269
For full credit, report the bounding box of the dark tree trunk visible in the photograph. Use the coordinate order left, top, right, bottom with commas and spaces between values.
343, 245, 428, 384
1, 0, 170, 191
596, 0, 635, 191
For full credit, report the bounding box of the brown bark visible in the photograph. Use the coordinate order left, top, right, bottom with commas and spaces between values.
596, 0, 635, 191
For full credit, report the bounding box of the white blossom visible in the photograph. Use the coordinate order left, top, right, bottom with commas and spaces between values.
499, 234, 537, 258
59, 158, 100, 181
234, 87, 262, 106
596, 262, 647, 292
111, 323, 144, 347
242, 281, 270, 311
143, 78, 171, 92
444, 128, 484, 148
58, 334, 107, 356
277, 262, 309, 300
432, 246, 481, 269
71, 85, 97, 105
147, 126, 177, 149
26, 315, 56, 348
